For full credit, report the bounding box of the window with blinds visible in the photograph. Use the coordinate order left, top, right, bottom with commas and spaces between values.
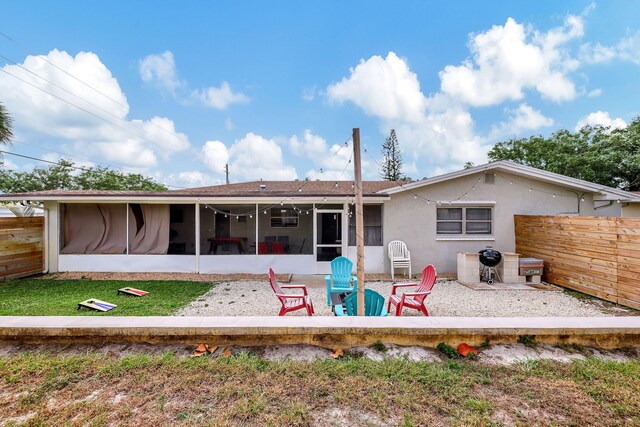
436, 207, 492, 235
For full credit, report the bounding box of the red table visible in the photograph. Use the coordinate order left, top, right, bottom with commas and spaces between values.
208, 237, 245, 254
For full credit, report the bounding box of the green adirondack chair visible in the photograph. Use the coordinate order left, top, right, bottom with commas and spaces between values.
335, 289, 388, 316
325, 256, 358, 306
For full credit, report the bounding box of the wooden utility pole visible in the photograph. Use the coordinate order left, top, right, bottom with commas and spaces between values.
353, 128, 365, 316
225, 163, 229, 184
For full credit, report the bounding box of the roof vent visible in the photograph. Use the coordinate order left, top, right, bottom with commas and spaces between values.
484, 173, 495, 184
260, 184, 267, 190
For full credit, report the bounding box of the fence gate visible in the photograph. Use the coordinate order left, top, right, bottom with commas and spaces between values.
515, 215, 640, 310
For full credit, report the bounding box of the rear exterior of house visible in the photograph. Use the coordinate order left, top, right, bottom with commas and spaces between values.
2, 161, 639, 276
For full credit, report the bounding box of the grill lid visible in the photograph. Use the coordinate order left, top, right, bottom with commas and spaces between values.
478, 247, 502, 267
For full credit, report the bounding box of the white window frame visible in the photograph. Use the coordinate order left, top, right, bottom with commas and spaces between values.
436, 205, 493, 237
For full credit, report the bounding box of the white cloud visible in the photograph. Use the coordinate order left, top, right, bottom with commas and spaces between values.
327, 52, 426, 123
191, 82, 249, 110
228, 133, 297, 181
575, 111, 627, 132
489, 103, 554, 139
302, 85, 317, 101
326, 52, 490, 174
167, 170, 221, 188
587, 88, 602, 97
288, 129, 328, 158
440, 16, 582, 106
201, 140, 230, 174
580, 31, 640, 65
139, 51, 184, 95
139, 51, 249, 110
0, 49, 190, 169
617, 32, 640, 64
325, 10, 597, 176
1, 156, 20, 170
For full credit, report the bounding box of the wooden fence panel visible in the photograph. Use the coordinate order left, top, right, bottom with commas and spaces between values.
515, 215, 640, 310
0, 217, 44, 281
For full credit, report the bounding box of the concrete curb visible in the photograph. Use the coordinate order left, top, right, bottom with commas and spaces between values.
1, 316, 640, 349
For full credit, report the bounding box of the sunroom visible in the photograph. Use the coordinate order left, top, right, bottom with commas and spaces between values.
51, 194, 388, 274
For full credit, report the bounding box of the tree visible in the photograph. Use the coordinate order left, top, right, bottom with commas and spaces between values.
0, 102, 12, 145
488, 118, 640, 191
380, 129, 406, 181
0, 159, 167, 193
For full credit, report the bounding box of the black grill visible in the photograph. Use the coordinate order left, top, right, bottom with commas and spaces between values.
478, 248, 502, 267
478, 247, 502, 285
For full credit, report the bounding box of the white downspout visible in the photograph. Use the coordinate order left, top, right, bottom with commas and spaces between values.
42, 206, 49, 274
195, 201, 200, 273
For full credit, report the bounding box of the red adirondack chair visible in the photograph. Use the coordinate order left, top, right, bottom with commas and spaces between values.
387, 265, 437, 316
268, 268, 314, 316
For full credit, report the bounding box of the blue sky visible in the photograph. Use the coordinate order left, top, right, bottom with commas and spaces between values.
1, 1, 639, 188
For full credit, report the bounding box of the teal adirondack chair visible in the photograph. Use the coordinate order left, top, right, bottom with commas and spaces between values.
335, 289, 388, 316
325, 256, 358, 306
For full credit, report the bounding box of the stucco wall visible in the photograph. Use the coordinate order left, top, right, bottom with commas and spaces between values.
622, 203, 640, 218
593, 201, 621, 217
383, 171, 594, 275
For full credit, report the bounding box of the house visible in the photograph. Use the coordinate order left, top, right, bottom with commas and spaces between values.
1, 160, 638, 275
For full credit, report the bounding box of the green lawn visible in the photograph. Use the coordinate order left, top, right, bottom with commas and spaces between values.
0, 279, 214, 316
0, 351, 638, 425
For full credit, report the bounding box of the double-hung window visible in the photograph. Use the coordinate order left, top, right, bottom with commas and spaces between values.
436, 207, 492, 235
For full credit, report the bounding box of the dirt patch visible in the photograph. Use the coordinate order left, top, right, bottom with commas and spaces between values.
311, 408, 401, 427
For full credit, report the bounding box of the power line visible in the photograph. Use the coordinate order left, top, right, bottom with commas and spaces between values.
0, 51, 189, 147
0, 150, 92, 171
0, 30, 128, 110
0, 67, 188, 152
0, 149, 189, 189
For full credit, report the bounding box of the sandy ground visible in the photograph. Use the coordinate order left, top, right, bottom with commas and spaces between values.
0, 343, 637, 365
177, 279, 616, 317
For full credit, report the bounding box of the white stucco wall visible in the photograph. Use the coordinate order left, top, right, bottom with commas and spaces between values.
383, 171, 595, 275
622, 203, 640, 218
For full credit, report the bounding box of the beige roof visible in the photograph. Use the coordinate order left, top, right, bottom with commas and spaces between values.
0, 181, 399, 200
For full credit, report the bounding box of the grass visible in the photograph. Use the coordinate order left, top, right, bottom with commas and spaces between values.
0, 351, 638, 426
0, 279, 214, 316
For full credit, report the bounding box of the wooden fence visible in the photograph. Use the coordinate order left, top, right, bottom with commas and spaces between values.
515, 215, 640, 310
0, 217, 44, 281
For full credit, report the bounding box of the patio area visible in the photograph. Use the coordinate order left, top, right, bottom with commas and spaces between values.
177, 277, 623, 317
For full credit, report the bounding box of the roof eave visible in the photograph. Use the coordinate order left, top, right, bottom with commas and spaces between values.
383, 160, 640, 201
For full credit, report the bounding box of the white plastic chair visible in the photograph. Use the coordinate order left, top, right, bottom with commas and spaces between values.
388, 240, 411, 280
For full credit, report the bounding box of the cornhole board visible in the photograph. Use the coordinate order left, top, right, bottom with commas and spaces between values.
78, 299, 117, 312
117, 287, 149, 297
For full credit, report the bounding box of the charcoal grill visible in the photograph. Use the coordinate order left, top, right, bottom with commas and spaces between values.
478, 247, 502, 285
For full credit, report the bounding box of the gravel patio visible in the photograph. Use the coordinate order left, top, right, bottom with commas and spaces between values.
177, 278, 620, 317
